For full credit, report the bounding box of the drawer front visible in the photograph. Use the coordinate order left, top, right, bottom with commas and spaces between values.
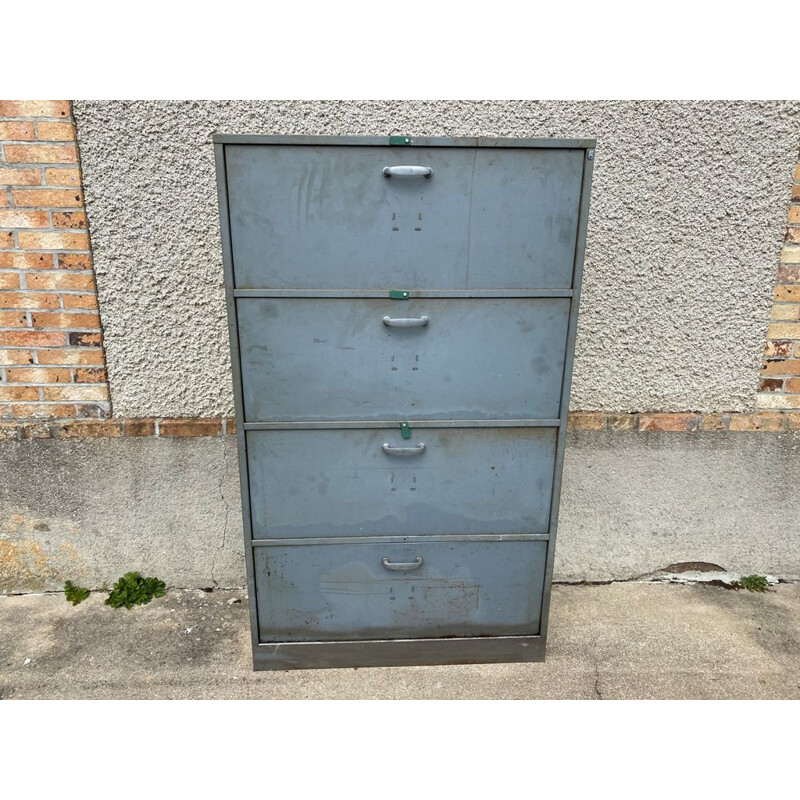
247, 427, 556, 539
226, 145, 583, 290
254, 540, 547, 642
237, 298, 570, 422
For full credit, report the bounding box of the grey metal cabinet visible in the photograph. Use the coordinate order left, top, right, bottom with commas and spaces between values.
214, 135, 594, 670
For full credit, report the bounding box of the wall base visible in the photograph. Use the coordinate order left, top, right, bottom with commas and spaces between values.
1, 432, 798, 593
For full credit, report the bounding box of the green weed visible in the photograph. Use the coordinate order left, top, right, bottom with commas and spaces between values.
105, 572, 166, 609
732, 575, 770, 593
64, 580, 90, 606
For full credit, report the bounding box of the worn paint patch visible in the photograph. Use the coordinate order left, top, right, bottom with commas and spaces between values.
0, 509, 87, 592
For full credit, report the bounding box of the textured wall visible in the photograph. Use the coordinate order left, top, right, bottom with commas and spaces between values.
72, 101, 800, 416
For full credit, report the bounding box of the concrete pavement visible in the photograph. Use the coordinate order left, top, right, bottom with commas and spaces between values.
1, 582, 798, 699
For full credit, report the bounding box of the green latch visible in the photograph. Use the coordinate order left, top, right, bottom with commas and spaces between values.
389, 135, 412, 146
400, 422, 411, 440
389, 290, 410, 300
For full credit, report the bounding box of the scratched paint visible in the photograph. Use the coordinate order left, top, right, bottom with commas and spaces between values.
247, 427, 557, 538
237, 298, 570, 422
254, 540, 546, 642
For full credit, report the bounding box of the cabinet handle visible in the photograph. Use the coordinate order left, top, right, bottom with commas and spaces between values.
382, 315, 429, 327
381, 556, 423, 571
382, 442, 426, 456
382, 165, 433, 178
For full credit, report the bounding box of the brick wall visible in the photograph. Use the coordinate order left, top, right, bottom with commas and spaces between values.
0, 100, 109, 420
756, 155, 800, 411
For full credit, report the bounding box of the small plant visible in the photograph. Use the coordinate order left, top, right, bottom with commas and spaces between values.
64, 580, 90, 606
105, 572, 166, 609
732, 574, 770, 593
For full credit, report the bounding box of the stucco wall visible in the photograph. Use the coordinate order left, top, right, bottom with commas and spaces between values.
72, 101, 800, 417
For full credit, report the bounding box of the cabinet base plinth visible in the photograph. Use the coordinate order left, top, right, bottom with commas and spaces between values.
253, 635, 546, 670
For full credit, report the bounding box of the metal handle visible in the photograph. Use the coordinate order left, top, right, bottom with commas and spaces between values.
382, 442, 426, 456
382, 315, 429, 327
382, 165, 433, 178
381, 556, 423, 571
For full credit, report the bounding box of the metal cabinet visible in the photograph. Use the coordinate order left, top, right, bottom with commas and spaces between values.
214, 135, 594, 670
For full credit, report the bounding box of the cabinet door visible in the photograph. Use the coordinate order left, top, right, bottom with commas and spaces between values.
226, 145, 584, 290
247, 427, 557, 539
254, 540, 548, 642
237, 298, 570, 422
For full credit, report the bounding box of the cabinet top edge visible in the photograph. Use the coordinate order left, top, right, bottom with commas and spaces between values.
212, 134, 597, 149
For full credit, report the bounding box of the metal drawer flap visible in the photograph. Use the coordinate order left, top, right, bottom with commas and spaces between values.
225, 145, 584, 290
254, 539, 548, 642
237, 297, 570, 422
247, 427, 557, 539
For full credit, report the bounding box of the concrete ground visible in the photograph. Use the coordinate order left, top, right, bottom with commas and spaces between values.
1, 582, 798, 699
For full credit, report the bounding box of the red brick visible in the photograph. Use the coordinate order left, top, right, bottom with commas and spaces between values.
0, 168, 41, 186
57, 421, 122, 439
0, 349, 33, 364
7, 367, 70, 383
785, 228, 800, 244
790, 206, 800, 225
768, 323, 800, 339
0, 292, 59, 309
159, 418, 223, 437
52, 211, 87, 229
775, 286, 800, 303
607, 413, 636, 430
18, 231, 89, 251
758, 378, 784, 392
777, 265, 800, 283
35, 121, 76, 141
764, 340, 792, 357
0, 209, 49, 228
699, 413, 729, 431
0, 232, 13, 248
566, 412, 606, 431
0, 121, 35, 140
44, 168, 80, 186
4, 144, 77, 163
68, 332, 101, 347
12, 188, 83, 207
26, 273, 94, 291
17, 421, 56, 436
0, 311, 28, 326
32, 311, 100, 329
124, 419, 156, 437
0, 252, 54, 269
0, 385, 38, 401
0, 330, 65, 346
638, 413, 700, 432
0, 423, 19, 440
0, 101, 70, 117
43, 385, 108, 402
35, 348, 104, 365
57, 253, 92, 270
0, 273, 20, 289
785, 377, 800, 393
13, 405, 75, 421
224, 417, 237, 435
728, 413, 787, 431
761, 359, 800, 376
74, 367, 106, 383
62, 293, 98, 309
